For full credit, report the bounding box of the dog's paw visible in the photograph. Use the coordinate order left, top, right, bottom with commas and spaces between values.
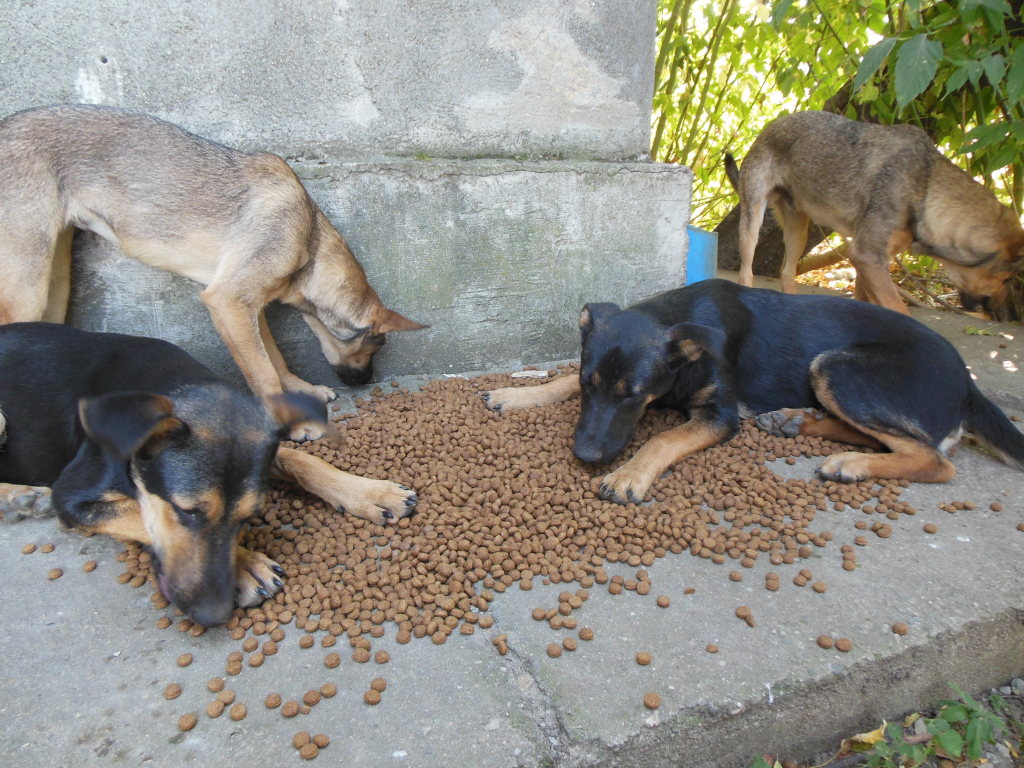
818, 452, 871, 483
0, 484, 54, 522
281, 374, 338, 404
288, 422, 328, 442
598, 465, 653, 505
334, 477, 418, 526
481, 386, 538, 412
754, 408, 823, 438
235, 546, 285, 607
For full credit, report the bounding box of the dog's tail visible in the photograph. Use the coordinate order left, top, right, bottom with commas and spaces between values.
964, 384, 1024, 470
724, 152, 740, 192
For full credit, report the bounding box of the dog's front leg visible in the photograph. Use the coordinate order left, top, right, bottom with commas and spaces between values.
258, 314, 337, 404
273, 447, 417, 526
0, 483, 54, 519
481, 374, 581, 412
201, 286, 287, 398
599, 415, 733, 504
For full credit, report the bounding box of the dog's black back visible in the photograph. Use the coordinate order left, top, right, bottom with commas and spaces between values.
0, 323, 223, 485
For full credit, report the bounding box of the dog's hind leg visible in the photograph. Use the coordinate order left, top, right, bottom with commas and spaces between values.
0, 225, 63, 324
806, 349, 956, 483
42, 228, 74, 323
849, 229, 913, 314
772, 200, 810, 294
755, 407, 883, 448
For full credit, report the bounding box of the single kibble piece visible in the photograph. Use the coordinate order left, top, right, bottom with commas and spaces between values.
299, 743, 319, 760
728, 571, 742, 582
835, 638, 853, 652
656, 595, 670, 608
324, 652, 341, 668
40, 543, 55, 553
705, 644, 719, 654
923, 523, 938, 534
364, 689, 382, 705
248, 651, 265, 667
735, 606, 751, 619
292, 731, 311, 749
207, 677, 225, 693
313, 734, 330, 748
243, 637, 258, 652
217, 689, 235, 705
281, 700, 300, 717
643, 692, 661, 710
206, 700, 225, 718
816, 635, 834, 650
989, 502, 1003, 512
374, 650, 390, 664
811, 581, 827, 594
47, 568, 63, 580
265, 693, 282, 709
531, 607, 547, 621
579, 627, 595, 641
299, 634, 315, 649
370, 677, 387, 692
1017, 523, 1024, 533
164, 683, 183, 700
635, 651, 652, 666
319, 683, 338, 698
891, 622, 909, 636
83, 560, 98, 572
177, 713, 198, 732
21, 543, 36, 555
684, 587, 696, 595
177, 653, 193, 667
303, 690, 321, 706
353, 648, 371, 663
229, 703, 247, 721
563, 637, 578, 652
546, 643, 562, 659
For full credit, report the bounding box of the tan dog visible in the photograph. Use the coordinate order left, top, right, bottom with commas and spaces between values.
0, 104, 425, 409
726, 110, 1024, 320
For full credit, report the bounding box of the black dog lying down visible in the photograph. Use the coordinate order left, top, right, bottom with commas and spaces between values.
0, 323, 416, 626
483, 279, 1024, 503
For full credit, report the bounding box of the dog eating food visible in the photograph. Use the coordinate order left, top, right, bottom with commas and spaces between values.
725, 110, 1024, 319
0, 104, 426, 408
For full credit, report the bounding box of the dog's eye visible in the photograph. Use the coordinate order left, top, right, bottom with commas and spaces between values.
175, 506, 205, 527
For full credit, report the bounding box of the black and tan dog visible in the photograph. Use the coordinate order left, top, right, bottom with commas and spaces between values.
0, 323, 416, 626
483, 280, 1024, 503
726, 110, 1024, 320
0, 104, 426, 413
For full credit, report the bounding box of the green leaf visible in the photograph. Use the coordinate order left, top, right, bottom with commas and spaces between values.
964, 0, 1012, 13
982, 53, 1007, 88
940, 704, 968, 722
928, 717, 951, 733
854, 37, 898, 93
937, 729, 964, 758
770, 0, 795, 29
1007, 45, 1024, 104
895, 34, 943, 108
944, 65, 971, 96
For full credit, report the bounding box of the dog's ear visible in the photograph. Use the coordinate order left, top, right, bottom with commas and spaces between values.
80, 392, 188, 462
579, 303, 620, 338
262, 393, 328, 438
665, 323, 726, 366
372, 306, 429, 334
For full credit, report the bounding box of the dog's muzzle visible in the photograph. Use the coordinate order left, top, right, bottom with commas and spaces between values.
334, 363, 373, 387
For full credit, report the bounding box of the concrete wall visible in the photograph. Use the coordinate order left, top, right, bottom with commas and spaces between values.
0, 0, 654, 161
1, 0, 691, 386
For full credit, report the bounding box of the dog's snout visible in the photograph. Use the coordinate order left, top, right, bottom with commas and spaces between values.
335, 364, 373, 387
188, 600, 235, 628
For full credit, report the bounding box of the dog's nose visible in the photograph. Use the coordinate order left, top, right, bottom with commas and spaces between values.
573, 442, 608, 465
188, 601, 234, 628
334, 364, 373, 387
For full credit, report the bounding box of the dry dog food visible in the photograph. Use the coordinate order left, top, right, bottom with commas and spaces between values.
40, 543, 54, 553
265, 693, 282, 708
324, 652, 341, 669
82, 560, 98, 572
643, 692, 661, 709
177, 713, 198, 732
47, 568, 63, 580
635, 651, 651, 666
835, 638, 853, 652
293, 732, 311, 749
229, 703, 247, 721
923, 523, 938, 534
164, 683, 182, 700
363, 689, 382, 705
816, 635, 834, 650
21, 543, 36, 554
206, 700, 224, 718
320, 683, 338, 698
579, 627, 594, 641
546, 643, 562, 659
313, 734, 330, 748
891, 622, 909, 635
705, 644, 719, 653
176, 653, 193, 667
370, 678, 387, 692
299, 743, 319, 760
281, 700, 300, 718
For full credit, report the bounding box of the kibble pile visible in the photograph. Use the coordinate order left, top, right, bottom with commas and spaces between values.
94, 366, 993, 751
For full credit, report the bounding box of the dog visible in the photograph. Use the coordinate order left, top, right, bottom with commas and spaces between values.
725, 110, 1024, 320
483, 279, 1024, 504
0, 104, 426, 410
0, 323, 417, 626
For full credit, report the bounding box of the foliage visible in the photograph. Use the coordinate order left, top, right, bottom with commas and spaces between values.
652, 0, 1024, 230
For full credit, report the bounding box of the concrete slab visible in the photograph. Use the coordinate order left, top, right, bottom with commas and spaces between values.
1, 289, 1023, 768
